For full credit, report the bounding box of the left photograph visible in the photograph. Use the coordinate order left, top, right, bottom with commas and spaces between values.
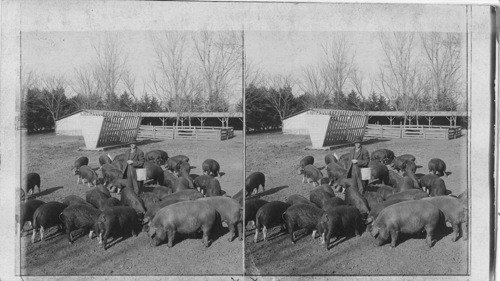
18, 30, 244, 275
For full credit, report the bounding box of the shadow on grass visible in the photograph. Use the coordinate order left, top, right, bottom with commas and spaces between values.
31, 186, 64, 199
248, 185, 289, 199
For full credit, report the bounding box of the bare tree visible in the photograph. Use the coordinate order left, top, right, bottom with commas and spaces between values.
34, 74, 71, 125
71, 65, 103, 109
265, 74, 296, 126
92, 33, 128, 100
122, 70, 140, 112
193, 31, 242, 112
149, 31, 199, 123
420, 32, 463, 111
377, 32, 426, 124
321, 34, 357, 103
245, 59, 265, 88
299, 65, 331, 108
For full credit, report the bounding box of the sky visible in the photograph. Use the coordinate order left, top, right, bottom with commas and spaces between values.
21, 3, 469, 102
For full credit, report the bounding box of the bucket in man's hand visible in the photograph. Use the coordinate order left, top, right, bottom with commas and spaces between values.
360, 168, 371, 180
136, 168, 147, 181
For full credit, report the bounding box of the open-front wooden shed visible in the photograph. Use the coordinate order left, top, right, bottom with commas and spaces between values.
306, 109, 369, 148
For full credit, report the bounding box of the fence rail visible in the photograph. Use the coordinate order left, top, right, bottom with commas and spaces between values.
365, 124, 462, 140
138, 125, 234, 141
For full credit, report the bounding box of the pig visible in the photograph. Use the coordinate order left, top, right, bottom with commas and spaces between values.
145, 150, 169, 166
60, 203, 101, 244
402, 160, 420, 189
316, 205, 363, 249
86, 188, 113, 211
151, 185, 173, 200
163, 170, 177, 187
385, 189, 429, 201
368, 184, 395, 200
298, 165, 323, 187
106, 197, 122, 208
286, 194, 315, 206
140, 192, 160, 211
95, 183, 111, 198
370, 200, 443, 248
392, 154, 416, 173
326, 162, 347, 186
31, 202, 68, 243
26, 173, 41, 195
94, 206, 142, 250
389, 170, 415, 193
254, 201, 291, 243
172, 177, 192, 193
165, 155, 189, 172
198, 197, 243, 241
428, 158, 447, 177
202, 159, 221, 177
75, 165, 98, 187
324, 154, 337, 165
310, 187, 334, 209
98, 154, 113, 167
245, 199, 269, 227
120, 186, 146, 216
62, 195, 89, 207
160, 189, 204, 202
19, 199, 45, 234
205, 178, 223, 197
148, 200, 217, 248
283, 203, 324, 244
173, 162, 195, 189
143, 199, 185, 224
421, 196, 468, 241
72, 156, 89, 173
245, 172, 266, 196
111, 153, 127, 170
366, 199, 409, 224
232, 189, 244, 206
336, 152, 352, 170
363, 191, 384, 209
321, 197, 346, 212
344, 185, 370, 216
419, 174, 447, 196
369, 160, 391, 185
101, 163, 123, 187
370, 149, 395, 165
143, 161, 166, 186
298, 156, 315, 174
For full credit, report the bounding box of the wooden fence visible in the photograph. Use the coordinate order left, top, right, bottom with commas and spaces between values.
138, 126, 234, 141
365, 124, 462, 140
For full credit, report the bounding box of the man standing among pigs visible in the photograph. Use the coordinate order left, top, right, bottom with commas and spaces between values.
123, 140, 145, 194
347, 136, 370, 194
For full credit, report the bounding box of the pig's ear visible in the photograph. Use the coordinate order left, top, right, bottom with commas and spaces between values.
321, 214, 329, 223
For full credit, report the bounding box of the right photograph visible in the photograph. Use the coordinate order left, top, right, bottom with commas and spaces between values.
244, 3, 471, 276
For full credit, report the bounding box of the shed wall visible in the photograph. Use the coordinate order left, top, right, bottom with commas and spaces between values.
282, 112, 309, 135
56, 113, 82, 136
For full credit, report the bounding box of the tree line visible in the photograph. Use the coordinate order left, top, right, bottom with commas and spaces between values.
21, 31, 243, 132
245, 32, 465, 132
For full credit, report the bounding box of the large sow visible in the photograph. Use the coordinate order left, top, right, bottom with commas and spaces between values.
283, 203, 324, 244
370, 200, 443, 248
147, 200, 217, 248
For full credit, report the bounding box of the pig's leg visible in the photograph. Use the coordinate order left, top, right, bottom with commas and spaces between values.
253, 227, 259, 243
461, 222, 468, 241
389, 229, 399, 248
451, 223, 460, 242
262, 226, 268, 241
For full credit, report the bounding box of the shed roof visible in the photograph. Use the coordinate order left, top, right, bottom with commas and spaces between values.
56, 109, 243, 121
283, 108, 468, 120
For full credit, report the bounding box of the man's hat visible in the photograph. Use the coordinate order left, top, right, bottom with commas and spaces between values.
352, 136, 363, 144
128, 138, 139, 145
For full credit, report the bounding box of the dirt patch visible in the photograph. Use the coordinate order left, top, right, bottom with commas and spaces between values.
20, 132, 244, 275
245, 132, 468, 276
